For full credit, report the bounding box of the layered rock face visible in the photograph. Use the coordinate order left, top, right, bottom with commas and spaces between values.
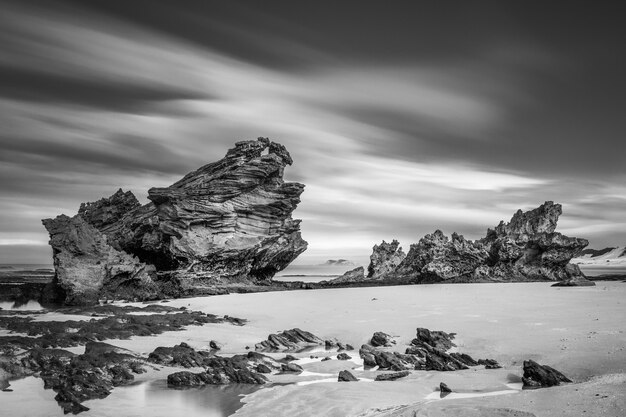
358, 202, 591, 284
42, 138, 307, 305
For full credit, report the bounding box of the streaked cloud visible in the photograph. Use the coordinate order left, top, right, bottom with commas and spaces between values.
0, 0, 624, 264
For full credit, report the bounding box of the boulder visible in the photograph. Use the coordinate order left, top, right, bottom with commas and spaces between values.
337, 353, 352, 360
338, 370, 358, 382
42, 138, 307, 305
522, 359, 571, 389
148, 343, 211, 368
370, 331, 396, 347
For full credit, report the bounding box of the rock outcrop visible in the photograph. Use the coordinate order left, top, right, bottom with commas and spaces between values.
254, 328, 324, 351
522, 359, 572, 389
42, 138, 307, 305
367, 240, 406, 279
363, 202, 592, 285
359, 327, 500, 373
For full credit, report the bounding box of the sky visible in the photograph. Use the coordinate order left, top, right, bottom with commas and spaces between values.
1, 0, 625, 265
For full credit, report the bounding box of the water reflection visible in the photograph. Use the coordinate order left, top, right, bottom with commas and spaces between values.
2, 376, 261, 417
0, 300, 44, 311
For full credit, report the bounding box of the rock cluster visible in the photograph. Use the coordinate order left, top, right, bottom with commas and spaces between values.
7, 342, 145, 414
347, 202, 592, 285
360, 328, 501, 373
42, 138, 307, 305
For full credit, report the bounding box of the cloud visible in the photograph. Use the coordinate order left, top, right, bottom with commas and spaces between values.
0, 0, 624, 265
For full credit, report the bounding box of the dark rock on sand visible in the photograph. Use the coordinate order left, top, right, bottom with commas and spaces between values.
362, 331, 475, 372
375, 370, 410, 381
478, 358, 502, 369
0, 305, 239, 354
365, 202, 593, 285
439, 382, 452, 397
255, 328, 323, 351
412, 328, 456, 351
370, 331, 396, 347
337, 352, 352, 360
167, 371, 211, 386
168, 353, 270, 386
42, 138, 308, 305
17, 342, 145, 414
360, 344, 416, 371
148, 342, 211, 368
280, 362, 303, 374
209, 340, 223, 350
522, 359, 572, 389
256, 364, 272, 374
338, 370, 359, 382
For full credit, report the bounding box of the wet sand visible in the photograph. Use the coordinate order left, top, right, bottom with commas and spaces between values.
2, 281, 625, 416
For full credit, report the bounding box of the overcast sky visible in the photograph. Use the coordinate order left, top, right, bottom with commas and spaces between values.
1, 0, 625, 264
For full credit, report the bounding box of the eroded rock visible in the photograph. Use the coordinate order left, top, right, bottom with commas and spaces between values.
42, 138, 307, 305
522, 359, 572, 389
367, 202, 592, 285
255, 328, 323, 351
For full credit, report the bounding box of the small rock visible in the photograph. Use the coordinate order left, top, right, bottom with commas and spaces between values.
256, 364, 272, 374
375, 371, 410, 381
478, 358, 502, 369
209, 340, 223, 350
439, 382, 452, 398
338, 370, 358, 382
371, 331, 395, 347
337, 353, 352, 360
321, 357, 332, 362
280, 363, 303, 374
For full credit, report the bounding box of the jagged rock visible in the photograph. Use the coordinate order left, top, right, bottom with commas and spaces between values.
20, 342, 145, 414
255, 328, 323, 351
327, 266, 365, 284
367, 240, 406, 279
168, 353, 271, 386
369, 202, 591, 284
41, 215, 159, 305
167, 371, 210, 386
42, 138, 307, 305
338, 370, 358, 382
412, 328, 456, 351
324, 339, 354, 350
375, 370, 410, 381
359, 344, 416, 371
337, 353, 352, 360
522, 359, 572, 389
256, 364, 272, 374
148, 342, 211, 368
78, 189, 140, 230
370, 331, 396, 347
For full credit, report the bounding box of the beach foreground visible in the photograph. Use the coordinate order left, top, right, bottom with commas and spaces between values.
2, 281, 625, 416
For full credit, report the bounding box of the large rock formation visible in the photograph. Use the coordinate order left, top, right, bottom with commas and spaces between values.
42, 138, 307, 305
357, 202, 592, 285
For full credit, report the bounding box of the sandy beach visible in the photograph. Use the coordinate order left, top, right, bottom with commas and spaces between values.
3, 281, 624, 416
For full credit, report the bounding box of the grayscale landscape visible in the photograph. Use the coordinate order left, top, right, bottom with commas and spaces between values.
1, 1, 625, 416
